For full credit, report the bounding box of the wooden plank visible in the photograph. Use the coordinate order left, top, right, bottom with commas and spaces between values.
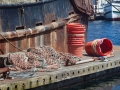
6, 42, 9, 54
40, 34, 44, 46
21, 37, 27, 50
29, 35, 35, 48
0, 40, 6, 55
9, 39, 17, 53
44, 31, 51, 46
56, 27, 66, 52
35, 34, 40, 47
50, 30, 57, 51
16, 37, 22, 52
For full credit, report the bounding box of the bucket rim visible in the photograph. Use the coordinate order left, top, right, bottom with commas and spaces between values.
96, 38, 113, 56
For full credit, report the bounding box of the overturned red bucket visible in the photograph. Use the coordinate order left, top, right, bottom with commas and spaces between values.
85, 38, 113, 56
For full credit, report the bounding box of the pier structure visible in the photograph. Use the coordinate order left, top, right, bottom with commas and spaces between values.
0, 46, 120, 90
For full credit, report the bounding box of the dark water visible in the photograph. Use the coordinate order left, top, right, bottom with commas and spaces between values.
61, 74, 120, 90
62, 21, 120, 90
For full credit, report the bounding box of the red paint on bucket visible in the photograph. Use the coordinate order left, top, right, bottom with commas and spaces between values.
67, 23, 84, 28
68, 42, 84, 44
84, 41, 96, 56
96, 38, 113, 56
68, 44, 84, 57
67, 26, 86, 34
68, 34, 84, 38
85, 38, 113, 56
67, 30, 85, 34
68, 38, 84, 43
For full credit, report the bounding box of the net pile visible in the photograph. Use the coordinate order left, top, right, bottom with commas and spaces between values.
8, 46, 81, 72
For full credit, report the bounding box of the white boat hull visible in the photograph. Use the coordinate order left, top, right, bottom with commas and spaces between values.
104, 3, 120, 20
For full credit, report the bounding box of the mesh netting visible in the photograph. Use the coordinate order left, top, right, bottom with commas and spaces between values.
8, 46, 81, 72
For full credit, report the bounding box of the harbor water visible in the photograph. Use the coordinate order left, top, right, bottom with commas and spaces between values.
61, 74, 120, 90
61, 21, 120, 90
87, 21, 120, 45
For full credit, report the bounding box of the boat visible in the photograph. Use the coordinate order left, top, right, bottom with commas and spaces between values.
0, 0, 93, 89
104, 0, 120, 20
89, 0, 107, 20
0, 0, 93, 54
92, 0, 107, 14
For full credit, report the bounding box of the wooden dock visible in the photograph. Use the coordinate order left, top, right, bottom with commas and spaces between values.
0, 46, 120, 90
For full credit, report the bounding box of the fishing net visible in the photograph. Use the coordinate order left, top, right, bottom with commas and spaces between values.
8, 46, 81, 72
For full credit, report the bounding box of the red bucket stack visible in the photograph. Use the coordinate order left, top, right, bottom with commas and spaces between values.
67, 23, 86, 57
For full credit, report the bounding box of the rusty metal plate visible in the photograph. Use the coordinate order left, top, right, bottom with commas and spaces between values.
28, 35, 36, 48
43, 31, 51, 46
9, 39, 17, 53
0, 40, 6, 55
44, 13, 56, 24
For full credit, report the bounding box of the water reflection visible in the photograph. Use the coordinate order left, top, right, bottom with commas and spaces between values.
61, 74, 120, 90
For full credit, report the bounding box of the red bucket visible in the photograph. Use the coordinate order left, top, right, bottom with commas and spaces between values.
68, 44, 84, 57
85, 38, 113, 56
67, 38, 84, 42
67, 28, 85, 34
67, 24, 85, 34
68, 34, 85, 38
67, 23, 84, 28
68, 42, 85, 45
67, 38, 85, 45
